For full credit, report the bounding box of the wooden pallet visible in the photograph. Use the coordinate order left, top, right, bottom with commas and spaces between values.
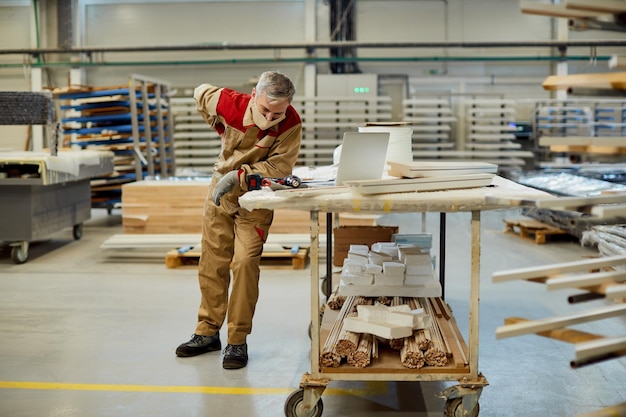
504, 218, 571, 244
165, 246, 309, 270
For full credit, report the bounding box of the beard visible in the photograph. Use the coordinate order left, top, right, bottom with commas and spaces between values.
251, 100, 285, 130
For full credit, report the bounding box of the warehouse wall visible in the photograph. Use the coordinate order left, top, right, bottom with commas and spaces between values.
1, 0, 625, 151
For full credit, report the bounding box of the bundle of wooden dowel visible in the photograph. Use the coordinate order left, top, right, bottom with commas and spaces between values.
400, 298, 450, 369
321, 295, 454, 369
321, 295, 372, 367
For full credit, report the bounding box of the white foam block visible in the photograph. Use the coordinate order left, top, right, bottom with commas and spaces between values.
357, 304, 429, 329
347, 252, 369, 264
344, 261, 365, 275
364, 263, 383, 274
338, 281, 442, 297
371, 242, 398, 257
369, 251, 394, 265
405, 264, 434, 276
340, 274, 373, 286
349, 244, 370, 254
383, 261, 405, 276
374, 274, 404, 286
342, 316, 413, 340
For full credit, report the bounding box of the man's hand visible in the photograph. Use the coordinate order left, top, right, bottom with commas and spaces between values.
212, 169, 242, 206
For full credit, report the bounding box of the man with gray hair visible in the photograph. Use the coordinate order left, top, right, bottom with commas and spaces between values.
176, 71, 302, 369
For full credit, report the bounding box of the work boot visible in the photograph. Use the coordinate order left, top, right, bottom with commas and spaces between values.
176, 334, 221, 357
222, 343, 248, 369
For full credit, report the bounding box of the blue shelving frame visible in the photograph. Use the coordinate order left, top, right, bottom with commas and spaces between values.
55, 74, 175, 211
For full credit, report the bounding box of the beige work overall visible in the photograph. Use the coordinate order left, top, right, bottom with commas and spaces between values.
194, 184, 273, 345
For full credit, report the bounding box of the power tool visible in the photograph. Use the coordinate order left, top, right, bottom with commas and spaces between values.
246, 173, 303, 190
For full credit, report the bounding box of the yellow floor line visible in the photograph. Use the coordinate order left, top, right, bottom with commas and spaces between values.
0, 380, 388, 396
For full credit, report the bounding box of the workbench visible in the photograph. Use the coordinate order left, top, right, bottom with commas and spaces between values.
239, 175, 552, 417
0, 150, 114, 263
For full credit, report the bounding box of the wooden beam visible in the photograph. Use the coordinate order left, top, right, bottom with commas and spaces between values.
605, 283, 626, 300
492, 255, 626, 282
542, 72, 626, 91
566, 0, 626, 14
545, 270, 626, 290
575, 335, 626, 363
590, 204, 626, 219
520, 1, 607, 18
503, 317, 604, 343
496, 304, 626, 339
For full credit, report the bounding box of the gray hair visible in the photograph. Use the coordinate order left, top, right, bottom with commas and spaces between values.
255, 71, 296, 104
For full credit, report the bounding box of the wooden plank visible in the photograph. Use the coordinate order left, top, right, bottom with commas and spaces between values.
492, 254, 626, 282
435, 298, 452, 321
437, 315, 468, 367
503, 317, 604, 344
545, 270, 626, 290
605, 283, 626, 300
591, 204, 626, 220
574, 335, 626, 364
567, 0, 626, 14
520, 1, 607, 18
495, 304, 626, 339
542, 72, 626, 91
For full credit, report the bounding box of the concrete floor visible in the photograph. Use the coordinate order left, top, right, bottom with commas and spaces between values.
0, 208, 624, 417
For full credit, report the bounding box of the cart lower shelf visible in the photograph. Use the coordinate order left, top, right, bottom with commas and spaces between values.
319, 297, 471, 377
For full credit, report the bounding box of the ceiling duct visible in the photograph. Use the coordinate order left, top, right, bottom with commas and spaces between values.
57, 0, 74, 49
329, 0, 360, 74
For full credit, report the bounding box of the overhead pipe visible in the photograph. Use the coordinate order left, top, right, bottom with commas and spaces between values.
0, 55, 611, 69
0, 40, 625, 56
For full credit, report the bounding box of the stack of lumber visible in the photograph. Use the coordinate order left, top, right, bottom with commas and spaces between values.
121, 178, 375, 235
122, 179, 210, 234
582, 224, 626, 257
320, 295, 468, 371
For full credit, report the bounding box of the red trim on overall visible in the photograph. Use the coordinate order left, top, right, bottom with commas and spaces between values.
255, 227, 266, 242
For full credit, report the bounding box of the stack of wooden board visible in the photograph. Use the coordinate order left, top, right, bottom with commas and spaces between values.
122, 179, 210, 234
121, 179, 375, 235
344, 161, 497, 195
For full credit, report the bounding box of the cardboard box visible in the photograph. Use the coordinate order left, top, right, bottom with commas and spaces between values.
333, 225, 399, 267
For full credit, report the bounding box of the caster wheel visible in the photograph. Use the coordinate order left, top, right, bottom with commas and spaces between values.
284, 389, 323, 417
444, 397, 479, 417
73, 223, 83, 240
11, 245, 28, 264
320, 277, 329, 297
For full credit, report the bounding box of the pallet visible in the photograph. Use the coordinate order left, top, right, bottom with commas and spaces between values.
504, 218, 571, 244
165, 246, 309, 270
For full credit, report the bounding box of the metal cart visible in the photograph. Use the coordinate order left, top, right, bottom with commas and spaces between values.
0, 151, 114, 263
239, 176, 551, 417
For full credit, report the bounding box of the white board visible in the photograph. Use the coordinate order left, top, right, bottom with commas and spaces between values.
344, 173, 494, 195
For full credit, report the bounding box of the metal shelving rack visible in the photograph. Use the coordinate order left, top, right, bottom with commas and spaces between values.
402, 97, 456, 155
489, 192, 626, 417
56, 74, 174, 211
